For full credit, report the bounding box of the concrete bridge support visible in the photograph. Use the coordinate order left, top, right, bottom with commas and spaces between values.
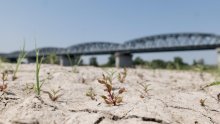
59, 55, 71, 66
217, 48, 220, 69
27, 57, 36, 63
115, 53, 133, 68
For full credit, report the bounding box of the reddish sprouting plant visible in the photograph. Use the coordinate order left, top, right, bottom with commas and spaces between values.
98, 71, 126, 106
0, 72, 8, 92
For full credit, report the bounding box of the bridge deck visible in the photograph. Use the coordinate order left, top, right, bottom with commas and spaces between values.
2, 32, 220, 59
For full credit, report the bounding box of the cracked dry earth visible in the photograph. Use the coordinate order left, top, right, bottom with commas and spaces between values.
0, 64, 220, 124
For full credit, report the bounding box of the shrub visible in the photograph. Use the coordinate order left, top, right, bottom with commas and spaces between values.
150, 59, 167, 69
43, 53, 59, 64
133, 57, 145, 66
104, 55, 115, 67
166, 61, 176, 69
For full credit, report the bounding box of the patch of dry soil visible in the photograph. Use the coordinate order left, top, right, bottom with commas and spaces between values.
0, 64, 219, 124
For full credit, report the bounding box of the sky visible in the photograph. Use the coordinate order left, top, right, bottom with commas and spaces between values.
0, 0, 220, 64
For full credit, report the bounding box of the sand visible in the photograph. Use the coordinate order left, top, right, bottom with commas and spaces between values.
0, 64, 219, 124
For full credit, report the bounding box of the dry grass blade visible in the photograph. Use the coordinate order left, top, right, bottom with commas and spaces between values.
12, 42, 27, 81
205, 81, 220, 88
43, 89, 62, 101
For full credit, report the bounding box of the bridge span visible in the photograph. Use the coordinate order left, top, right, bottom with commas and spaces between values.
2, 32, 220, 67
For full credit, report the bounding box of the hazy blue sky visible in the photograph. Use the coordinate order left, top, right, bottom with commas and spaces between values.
0, 0, 220, 64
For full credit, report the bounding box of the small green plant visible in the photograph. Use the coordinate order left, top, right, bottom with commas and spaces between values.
43, 89, 62, 101
34, 49, 44, 96
205, 81, 220, 87
137, 81, 151, 98
0, 72, 8, 92
12, 43, 27, 80
86, 87, 96, 100
98, 70, 126, 106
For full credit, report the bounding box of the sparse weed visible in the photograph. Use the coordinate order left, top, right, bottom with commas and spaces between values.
12, 43, 27, 81
200, 98, 206, 107
137, 81, 151, 98
67, 54, 81, 73
34, 48, 44, 96
46, 72, 53, 80
0, 72, 8, 92
204, 81, 220, 102
86, 87, 96, 100
118, 68, 127, 83
23, 83, 34, 94
43, 89, 62, 101
194, 65, 206, 81
98, 70, 127, 106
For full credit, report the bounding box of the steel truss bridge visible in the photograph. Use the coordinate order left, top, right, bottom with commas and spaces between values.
2, 32, 220, 61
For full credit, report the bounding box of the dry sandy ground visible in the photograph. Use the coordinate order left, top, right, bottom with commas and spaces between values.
0, 64, 220, 124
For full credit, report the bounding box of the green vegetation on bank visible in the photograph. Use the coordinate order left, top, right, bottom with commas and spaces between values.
133, 56, 219, 74
43, 53, 59, 65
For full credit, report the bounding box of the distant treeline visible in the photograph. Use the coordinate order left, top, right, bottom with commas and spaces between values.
0, 53, 215, 71
133, 56, 203, 70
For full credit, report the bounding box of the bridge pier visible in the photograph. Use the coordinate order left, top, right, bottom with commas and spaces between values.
59, 55, 71, 66
217, 48, 220, 69
115, 53, 133, 68
27, 57, 36, 63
